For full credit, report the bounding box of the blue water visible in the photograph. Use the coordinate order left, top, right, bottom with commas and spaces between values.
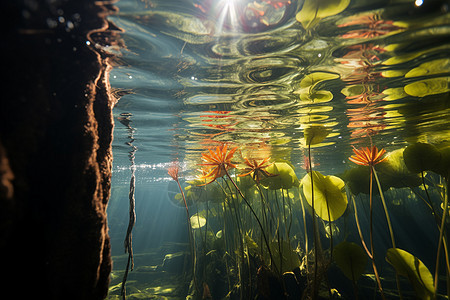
105, 0, 450, 298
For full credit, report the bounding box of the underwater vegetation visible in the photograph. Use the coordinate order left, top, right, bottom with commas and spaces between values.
165, 139, 450, 300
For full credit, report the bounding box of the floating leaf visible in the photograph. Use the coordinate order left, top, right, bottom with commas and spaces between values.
377, 148, 421, 188
300, 90, 334, 103
403, 143, 441, 173
296, 72, 339, 103
304, 125, 331, 146
383, 51, 425, 65
300, 72, 340, 89
296, 0, 350, 29
386, 248, 434, 300
432, 143, 450, 177
260, 162, 299, 190
405, 58, 450, 78
404, 77, 450, 97
381, 70, 408, 78
190, 214, 206, 229
334, 241, 367, 281
301, 171, 347, 221
341, 85, 365, 97
382, 87, 408, 101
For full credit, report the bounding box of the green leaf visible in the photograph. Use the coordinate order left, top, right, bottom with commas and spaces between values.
296, 0, 350, 29
377, 148, 422, 188
296, 72, 339, 103
386, 248, 434, 300
268, 240, 301, 273
260, 162, 299, 190
403, 143, 441, 173
382, 87, 408, 101
301, 171, 347, 221
405, 58, 450, 78
404, 77, 450, 97
190, 214, 206, 229
334, 241, 367, 281
304, 124, 331, 146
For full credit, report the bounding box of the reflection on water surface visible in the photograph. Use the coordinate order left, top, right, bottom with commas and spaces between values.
109, 0, 449, 176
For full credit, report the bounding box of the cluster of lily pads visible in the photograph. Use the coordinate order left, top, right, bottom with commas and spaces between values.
169, 137, 449, 299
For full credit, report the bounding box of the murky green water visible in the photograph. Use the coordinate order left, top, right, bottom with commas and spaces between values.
106, 0, 450, 299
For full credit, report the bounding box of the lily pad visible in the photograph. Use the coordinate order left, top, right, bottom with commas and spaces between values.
260, 162, 299, 190
386, 248, 434, 300
405, 58, 450, 78
296, 0, 350, 29
190, 214, 206, 229
382, 87, 408, 101
403, 143, 441, 173
404, 77, 450, 97
334, 241, 367, 281
377, 148, 422, 188
432, 143, 450, 177
300, 72, 340, 89
301, 171, 347, 221
296, 72, 339, 103
304, 124, 331, 146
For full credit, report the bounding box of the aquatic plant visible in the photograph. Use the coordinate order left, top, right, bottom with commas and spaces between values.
333, 241, 367, 299
301, 171, 347, 223
300, 125, 335, 298
259, 161, 299, 190
167, 162, 200, 296
403, 142, 450, 296
296, 0, 350, 29
349, 145, 394, 299
238, 156, 276, 184
197, 145, 277, 277
386, 248, 434, 300
198, 144, 238, 186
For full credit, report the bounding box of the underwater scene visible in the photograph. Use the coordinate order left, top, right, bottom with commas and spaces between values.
105, 0, 450, 299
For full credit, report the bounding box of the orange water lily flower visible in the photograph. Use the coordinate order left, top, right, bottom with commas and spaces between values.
349, 145, 388, 166
238, 157, 276, 183
168, 162, 180, 182
198, 144, 238, 185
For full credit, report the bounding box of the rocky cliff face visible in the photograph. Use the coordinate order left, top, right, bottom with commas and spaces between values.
1, 1, 116, 298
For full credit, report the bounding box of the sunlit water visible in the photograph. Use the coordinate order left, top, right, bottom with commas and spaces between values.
106, 0, 450, 299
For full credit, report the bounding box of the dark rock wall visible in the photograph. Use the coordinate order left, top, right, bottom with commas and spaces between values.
2, 1, 116, 298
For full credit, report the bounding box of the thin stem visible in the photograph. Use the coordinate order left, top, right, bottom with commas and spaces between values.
224, 169, 278, 274
299, 186, 309, 271
308, 144, 320, 299
352, 194, 372, 259
372, 167, 396, 248
372, 168, 403, 299
422, 171, 437, 217
369, 167, 386, 300
176, 179, 199, 297
434, 175, 449, 294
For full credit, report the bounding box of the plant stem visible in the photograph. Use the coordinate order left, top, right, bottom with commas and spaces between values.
434, 174, 449, 295
299, 186, 309, 271
175, 179, 199, 297
224, 169, 278, 274
352, 194, 372, 259
308, 144, 320, 299
372, 168, 396, 248
369, 167, 386, 300
372, 167, 404, 299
